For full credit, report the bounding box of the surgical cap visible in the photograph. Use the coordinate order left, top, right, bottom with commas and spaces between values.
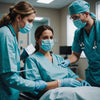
68, 0, 90, 15
68, 0, 96, 18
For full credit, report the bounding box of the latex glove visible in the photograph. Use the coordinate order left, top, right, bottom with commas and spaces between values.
81, 80, 91, 86
58, 59, 70, 68
35, 80, 47, 91
61, 78, 81, 87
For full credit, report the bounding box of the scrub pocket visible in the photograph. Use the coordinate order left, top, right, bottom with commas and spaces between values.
85, 68, 100, 87
0, 88, 19, 100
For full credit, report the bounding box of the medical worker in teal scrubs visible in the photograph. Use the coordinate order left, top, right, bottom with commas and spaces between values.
60, 0, 100, 87
24, 25, 90, 97
0, 1, 48, 100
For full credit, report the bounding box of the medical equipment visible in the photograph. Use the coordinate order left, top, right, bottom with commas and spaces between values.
19, 22, 33, 34
41, 39, 54, 51
79, 21, 97, 50
20, 44, 35, 60
73, 19, 86, 29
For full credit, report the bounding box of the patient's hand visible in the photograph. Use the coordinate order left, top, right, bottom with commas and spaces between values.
61, 78, 81, 87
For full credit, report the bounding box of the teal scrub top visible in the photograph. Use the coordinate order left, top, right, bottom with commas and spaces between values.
0, 25, 36, 100
24, 51, 79, 96
72, 20, 100, 86
24, 51, 79, 84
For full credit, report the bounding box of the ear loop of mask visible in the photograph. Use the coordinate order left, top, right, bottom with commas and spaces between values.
18, 22, 21, 31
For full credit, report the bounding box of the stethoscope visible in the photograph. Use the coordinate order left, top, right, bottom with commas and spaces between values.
79, 21, 97, 50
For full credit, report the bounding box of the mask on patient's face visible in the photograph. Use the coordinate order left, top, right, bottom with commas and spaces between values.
41, 39, 54, 51
73, 19, 86, 29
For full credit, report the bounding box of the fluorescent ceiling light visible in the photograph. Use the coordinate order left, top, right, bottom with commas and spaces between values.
35, 17, 43, 21
37, 0, 54, 4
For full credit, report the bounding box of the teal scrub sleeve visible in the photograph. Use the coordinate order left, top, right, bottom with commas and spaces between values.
0, 31, 18, 74
24, 57, 42, 95
1, 72, 36, 93
72, 29, 82, 53
24, 57, 42, 81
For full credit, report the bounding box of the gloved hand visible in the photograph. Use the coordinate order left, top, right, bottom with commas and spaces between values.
61, 78, 81, 87
35, 80, 47, 91
81, 80, 91, 86
58, 59, 70, 68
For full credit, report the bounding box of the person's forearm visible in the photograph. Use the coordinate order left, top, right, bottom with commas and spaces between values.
1, 72, 36, 93
76, 78, 82, 82
68, 52, 80, 64
41, 80, 58, 92
46, 81, 58, 90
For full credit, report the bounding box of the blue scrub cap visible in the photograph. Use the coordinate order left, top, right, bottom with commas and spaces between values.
68, 0, 90, 15
68, 0, 96, 18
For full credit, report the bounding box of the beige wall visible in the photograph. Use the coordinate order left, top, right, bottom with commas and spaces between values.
0, 3, 11, 13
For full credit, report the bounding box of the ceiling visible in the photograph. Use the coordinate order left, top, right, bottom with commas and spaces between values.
0, 0, 75, 9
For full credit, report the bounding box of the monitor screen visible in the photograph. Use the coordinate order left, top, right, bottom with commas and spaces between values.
59, 46, 72, 55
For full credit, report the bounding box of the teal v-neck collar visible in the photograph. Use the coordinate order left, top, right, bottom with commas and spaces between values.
83, 24, 95, 44
36, 51, 54, 64
8, 24, 16, 36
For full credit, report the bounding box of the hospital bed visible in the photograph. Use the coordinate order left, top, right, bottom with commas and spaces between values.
40, 87, 100, 100
19, 86, 100, 100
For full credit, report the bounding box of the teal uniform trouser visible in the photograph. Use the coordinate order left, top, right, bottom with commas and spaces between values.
85, 67, 100, 87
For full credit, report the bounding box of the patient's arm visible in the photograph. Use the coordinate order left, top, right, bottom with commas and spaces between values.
69, 52, 81, 64
40, 77, 83, 93
38, 81, 58, 94
41, 80, 58, 92
76, 78, 82, 82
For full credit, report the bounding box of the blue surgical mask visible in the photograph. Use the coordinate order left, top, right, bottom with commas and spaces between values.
41, 39, 54, 51
73, 19, 86, 29
19, 22, 33, 34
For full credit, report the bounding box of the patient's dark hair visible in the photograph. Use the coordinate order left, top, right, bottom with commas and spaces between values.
35, 25, 54, 52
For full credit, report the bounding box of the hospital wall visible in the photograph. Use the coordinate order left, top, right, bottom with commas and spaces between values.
0, 0, 99, 79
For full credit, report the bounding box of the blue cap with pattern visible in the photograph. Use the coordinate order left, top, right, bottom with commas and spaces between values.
68, 0, 90, 15
68, 0, 96, 18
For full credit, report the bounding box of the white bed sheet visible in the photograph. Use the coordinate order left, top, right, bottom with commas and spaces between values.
40, 87, 100, 100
